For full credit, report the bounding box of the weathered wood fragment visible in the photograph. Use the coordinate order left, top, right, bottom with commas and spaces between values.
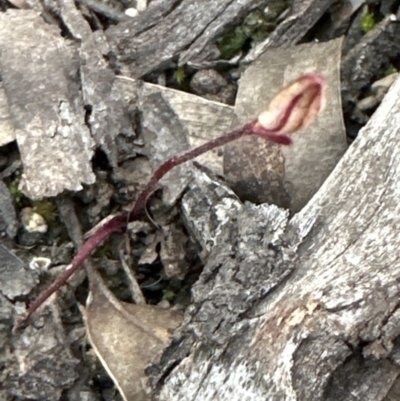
59, 0, 136, 167
0, 182, 18, 238
0, 10, 95, 199
178, 0, 268, 67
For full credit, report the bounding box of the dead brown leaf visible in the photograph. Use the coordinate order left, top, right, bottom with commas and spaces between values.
82, 271, 183, 401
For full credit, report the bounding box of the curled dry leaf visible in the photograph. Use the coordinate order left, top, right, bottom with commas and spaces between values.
82, 274, 183, 401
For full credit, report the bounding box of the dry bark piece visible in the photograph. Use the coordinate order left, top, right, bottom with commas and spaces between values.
83, 271, 183, 401
106, 0, 267, 78
0, 293, 14, 401
340, 4, 370, 57
138, 88, 192, 206
137, 80, 235, 176
58, 0, 92, 39
180, 167, 242, 261
341, 14, 400, 121
59, 0, 136, 167
225, 38, 346, 211
0, 10, 96, 199
0, 243, 38, 299
0, 181, 18, 238
80, 37, 137, 167
160, 222, 189, 279
244, 0, 336, 63
76, 0, 127, 22
151, 187, 294, 398
0, 83, 15, 146
178, 0, 271, 67
10, 297, 79, 401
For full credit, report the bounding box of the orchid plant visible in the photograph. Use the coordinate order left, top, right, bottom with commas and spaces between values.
14, 73, 326, 330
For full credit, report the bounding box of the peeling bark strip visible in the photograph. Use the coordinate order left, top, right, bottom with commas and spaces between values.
152, 75, 400, 401
59, 0, 136, 167
0, 10, 96, 199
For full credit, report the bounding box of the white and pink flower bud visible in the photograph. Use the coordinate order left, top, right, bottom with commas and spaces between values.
251, 74, 326, 144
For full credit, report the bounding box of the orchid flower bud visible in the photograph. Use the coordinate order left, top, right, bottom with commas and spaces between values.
254, 74, 326, 141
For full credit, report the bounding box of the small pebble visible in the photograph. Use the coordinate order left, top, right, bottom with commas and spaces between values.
20, 207, 48, 233
190, 69, 228, 95
125, 8, 138, 18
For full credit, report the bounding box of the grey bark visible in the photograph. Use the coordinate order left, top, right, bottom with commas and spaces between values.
59, 0, 136, 167
0, 10, 96, 199
148, 74, 400, 400
105, 0, 272, 77
341, 14, 400, 117
0, 82, 15, 146
244, 0, 336, 64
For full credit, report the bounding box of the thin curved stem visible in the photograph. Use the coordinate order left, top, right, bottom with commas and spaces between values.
14, 122, 258, 329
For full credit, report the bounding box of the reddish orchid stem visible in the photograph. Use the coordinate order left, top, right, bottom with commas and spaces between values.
15, 121, 291, 330
14, 72, 327, 330
129, 124, 251, 218
130, 121, 272, 217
